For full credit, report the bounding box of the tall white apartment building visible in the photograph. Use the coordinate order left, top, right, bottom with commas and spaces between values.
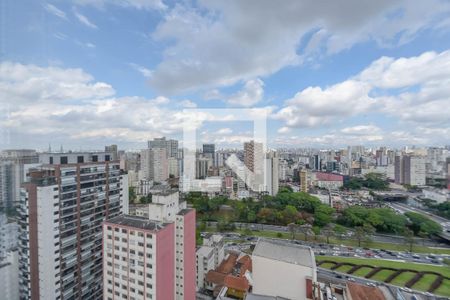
148, 137, 179, 158
265, 150, 279, 196
18, 152, 128, 300
168, 157, 179, 178
102, 190, 196, 300
140, 148, 168, 183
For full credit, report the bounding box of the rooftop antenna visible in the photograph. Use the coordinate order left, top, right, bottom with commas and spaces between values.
60, 145, 63, 153
48, 143, 52, 153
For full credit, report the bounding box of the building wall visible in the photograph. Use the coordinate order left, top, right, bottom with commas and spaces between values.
19, 160, 127, 300
252, 255, 316, 300
36, 185, 60, 300
0, 250, 19, 300
182, 210, 196, 300
156, 223, 175, 300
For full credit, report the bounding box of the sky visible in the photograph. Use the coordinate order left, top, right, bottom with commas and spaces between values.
1, 0, 450, 150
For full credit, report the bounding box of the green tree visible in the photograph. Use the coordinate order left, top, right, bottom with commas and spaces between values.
404, 228, 415, 252
128, 186, 137, 204
313, 205, 334, 227
322, 225, 335, 244
405, 212, 442, 237
247, 210, 256, 223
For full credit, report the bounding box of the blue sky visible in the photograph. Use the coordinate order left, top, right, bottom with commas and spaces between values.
1, 0, 450, 150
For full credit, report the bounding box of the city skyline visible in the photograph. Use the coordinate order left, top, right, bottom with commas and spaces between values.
1, 0, 450, 149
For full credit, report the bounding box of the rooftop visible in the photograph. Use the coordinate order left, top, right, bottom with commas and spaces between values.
196, 245, 214, 257
252, 238, 315, 268
245, 294, 290, 300
206, 252, 252, 293
346, 282, 386, 300
105, 215, 169, 231
177, 208, 193, 216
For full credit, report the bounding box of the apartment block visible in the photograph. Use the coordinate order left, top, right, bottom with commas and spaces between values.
395, 155, 426, 186
18, 152, 128, 300
102, 190, 196, 300
103, 216, 174, 300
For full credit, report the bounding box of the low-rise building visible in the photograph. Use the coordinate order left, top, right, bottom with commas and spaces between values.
196, 234, 225, 290
252, 239, 317, 300
206, 252, 252, 299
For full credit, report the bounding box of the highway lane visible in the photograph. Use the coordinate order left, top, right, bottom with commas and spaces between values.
390, 203, 450, 240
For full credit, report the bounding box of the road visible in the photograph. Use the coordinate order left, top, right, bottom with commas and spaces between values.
390, 202, 450, 241
203, 221, 445, 247
217, 232, 449, 265
218, 234, 447, 299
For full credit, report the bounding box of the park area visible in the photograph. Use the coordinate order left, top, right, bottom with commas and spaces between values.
317, 256, 450, 297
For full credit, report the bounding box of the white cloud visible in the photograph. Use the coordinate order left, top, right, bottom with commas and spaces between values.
215, 128, 232, 135
44, 3, 67, 20
149, 0, 450, 94
227, 78, 264, 107
277, 127, 291, 134
179, 100, 197, 108
74, 0, 167, 11
0, 62, 114, 104
129, 63, 153, 78
0, 63, 190, 147
341, 125, 381, 136
359, 50, 450, 89
73, 9, 98, 29
275, 49, 450, 138
274, 80, 374, 128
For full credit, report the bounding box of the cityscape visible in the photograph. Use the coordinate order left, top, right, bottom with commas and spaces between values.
1, 1, 450, 300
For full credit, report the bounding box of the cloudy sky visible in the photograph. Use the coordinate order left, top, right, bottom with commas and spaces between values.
1, 0, 450, 150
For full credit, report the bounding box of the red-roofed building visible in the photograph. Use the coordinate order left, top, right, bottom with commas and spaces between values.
205, 252, 252, 299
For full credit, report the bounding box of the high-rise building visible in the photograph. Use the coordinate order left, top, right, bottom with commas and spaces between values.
299, 169, 308, 193
202, 144, 215, 165
148, 137, 178, 158
244, 141, 263, 174
447, 157, 450, 190
168, 157, 179, 178
18, 152, 129, 300
0, 149, 38, 209
395, 155, 426, 186
105, 145, 119, 161
265, 150, 279, 196
140, 148, 168, 183
102, 190, 196, 300
196, 158, 210, 179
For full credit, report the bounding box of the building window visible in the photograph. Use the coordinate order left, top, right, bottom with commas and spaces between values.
92, 155, 98, 162
77, 156, 84, 163
60, 156, 68, 164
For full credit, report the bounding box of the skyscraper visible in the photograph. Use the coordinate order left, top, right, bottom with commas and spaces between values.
148, 137, 178, 158
265, 150, 279, 196
202, 143, 215, 165
140, 148, 168, 183
18, 152, 129, 300
0, 149, 38, 210
244, 141, 263, 174
395, 155, 426, 186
